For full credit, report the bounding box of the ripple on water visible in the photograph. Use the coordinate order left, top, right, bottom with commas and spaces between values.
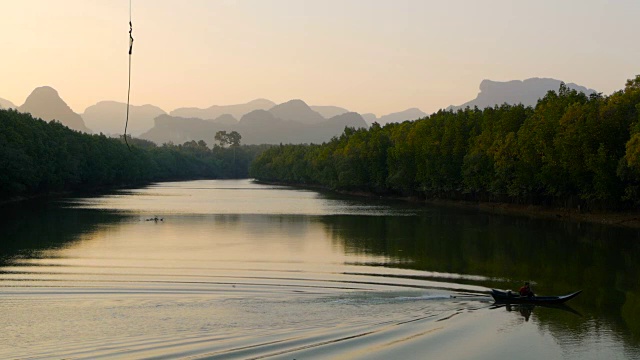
1, 260, 490, 359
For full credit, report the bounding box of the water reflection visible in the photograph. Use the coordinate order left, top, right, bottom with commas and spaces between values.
491, 303, 582, 322
0, 200, 128, 265
507, 303, 534, 321
1, 181, 639, 359
319, 211, 640, 349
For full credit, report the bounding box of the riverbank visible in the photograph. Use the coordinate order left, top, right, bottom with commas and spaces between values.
423, 198, 640, 228
0, 177, 230, 207
0, 184, 146, 207
258, 180, 640, 228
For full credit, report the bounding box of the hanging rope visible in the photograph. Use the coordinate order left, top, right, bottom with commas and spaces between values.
124, 0, 134, 151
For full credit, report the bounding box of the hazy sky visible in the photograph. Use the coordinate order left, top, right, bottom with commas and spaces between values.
1, 0, 638, 116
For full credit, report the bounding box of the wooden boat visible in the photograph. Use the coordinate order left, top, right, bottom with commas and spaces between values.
491, 289, 582, 304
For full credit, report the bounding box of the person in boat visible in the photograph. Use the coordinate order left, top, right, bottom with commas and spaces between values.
519, 281, 535, 298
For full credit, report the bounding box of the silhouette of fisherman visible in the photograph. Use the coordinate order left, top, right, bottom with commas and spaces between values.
519, 281, 535, 298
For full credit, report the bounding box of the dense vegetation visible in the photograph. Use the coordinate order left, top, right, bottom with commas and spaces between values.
0, 109, 268, 202
251, 76, 640, 210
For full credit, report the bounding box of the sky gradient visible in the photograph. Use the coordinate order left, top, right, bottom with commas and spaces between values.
1, 0, 639, 116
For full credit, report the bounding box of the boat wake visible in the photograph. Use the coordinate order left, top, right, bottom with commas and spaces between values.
0, 259, 496, 360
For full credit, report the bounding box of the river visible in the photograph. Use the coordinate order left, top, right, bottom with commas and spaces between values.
1, 179, 639, 359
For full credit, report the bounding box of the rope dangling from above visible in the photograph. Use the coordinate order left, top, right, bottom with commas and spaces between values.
124, 3, 134, 151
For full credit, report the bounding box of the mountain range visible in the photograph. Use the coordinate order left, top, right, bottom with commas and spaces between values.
82, 101, 166, 136
447, 77, 597, 111
169, 99, 276, 120
1, 77, 598, 145
142, 101, 369, 145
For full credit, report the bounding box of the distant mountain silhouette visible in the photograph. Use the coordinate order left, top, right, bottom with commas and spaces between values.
148, 115, 216, 145
238, 109, 282, 127
82, 101, 166, 136
4, 77, 600, 138
361, 113, 378, 124
211, 114, 238, 125
142, 113, 283, 146
269, 99, 326, 125
310, 105, 349, 119
324, 112, 368, 128
237, 110, 300, 144
18, 86, 91, 133
0, 97, 16, 109
448, 77, 597, 111
303, 112, 368, 143
170, 99, 276, 120
141, 100, 368, 146
377, 108, 427, 125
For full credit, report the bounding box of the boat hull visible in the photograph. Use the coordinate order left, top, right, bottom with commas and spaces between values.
491, 289, 582, 304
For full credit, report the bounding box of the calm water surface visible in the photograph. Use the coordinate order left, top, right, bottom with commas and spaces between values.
1, 180, 639, 359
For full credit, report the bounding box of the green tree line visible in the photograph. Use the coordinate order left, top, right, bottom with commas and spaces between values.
0, 109, 268, 201
250, 76, 640, 210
